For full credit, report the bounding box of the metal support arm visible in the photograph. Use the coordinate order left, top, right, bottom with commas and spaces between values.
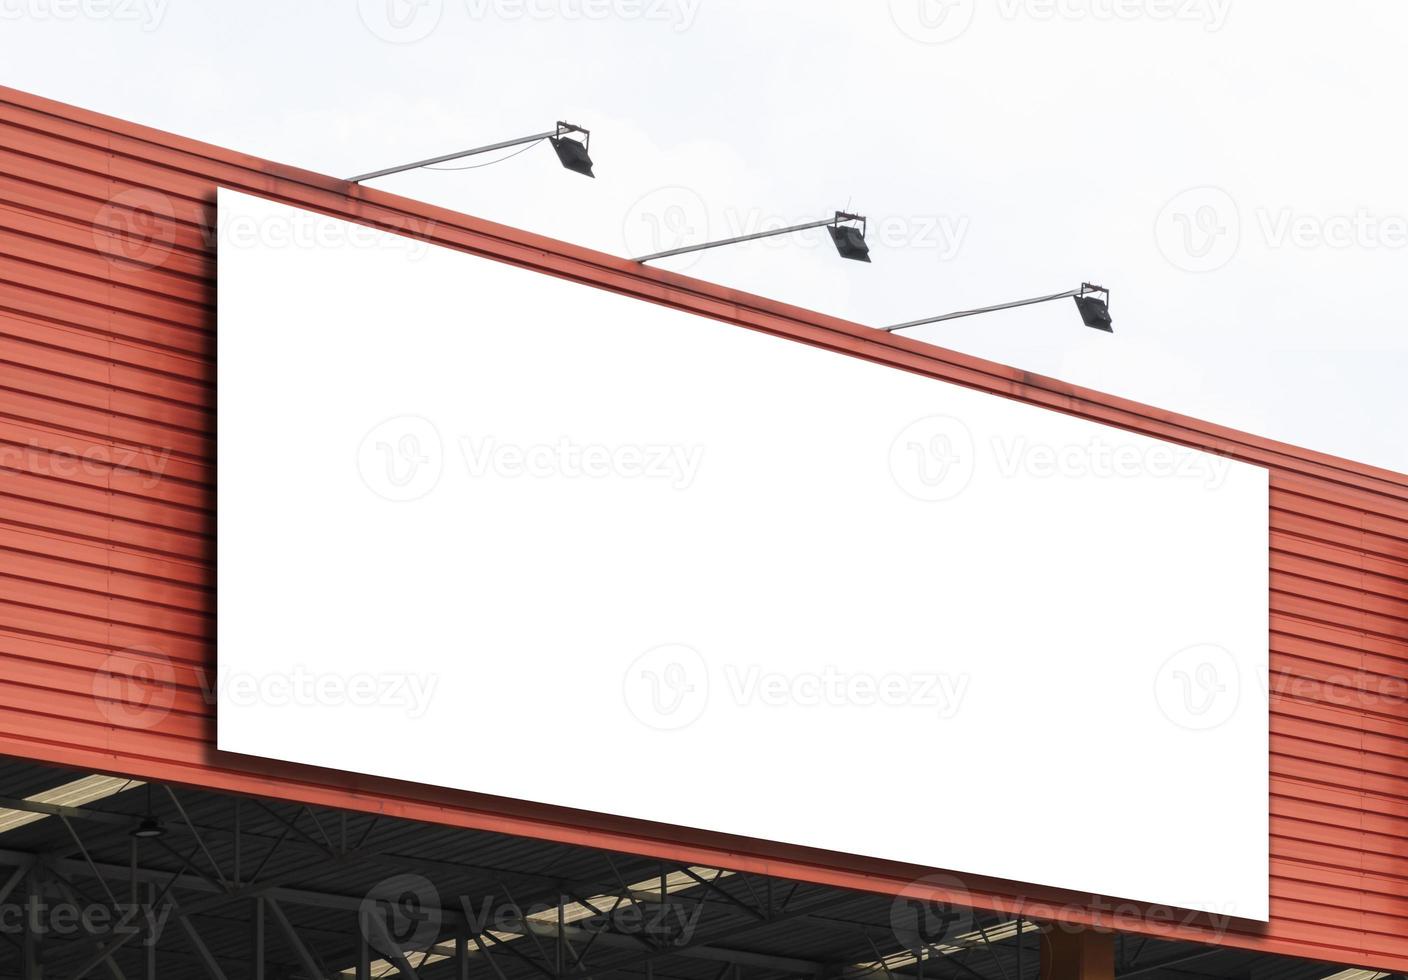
884, 283, 1108, 332
349, 123, 587, 183
635, 211, 865, 263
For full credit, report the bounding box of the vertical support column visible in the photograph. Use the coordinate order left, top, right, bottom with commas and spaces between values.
1016, 918, 1024, 980
456, 929, 469, 980
234, 799, 242, 888
253, 897, 266, 980
22, 872, 41, 980
146, 881, 156, 980
356, 920, 371, 980
556, 893, 564, 978
1040, 927, 1113, 980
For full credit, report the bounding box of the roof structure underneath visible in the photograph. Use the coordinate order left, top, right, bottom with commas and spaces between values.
0, 757, 1375, 980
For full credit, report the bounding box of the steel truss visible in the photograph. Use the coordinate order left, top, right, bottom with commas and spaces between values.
0, 785, 1027, 980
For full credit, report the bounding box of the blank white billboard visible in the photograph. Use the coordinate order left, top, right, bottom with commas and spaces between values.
217, 188, 1269, 920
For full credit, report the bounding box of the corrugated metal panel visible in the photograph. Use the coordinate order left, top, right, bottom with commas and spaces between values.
1, 83, 1406, 971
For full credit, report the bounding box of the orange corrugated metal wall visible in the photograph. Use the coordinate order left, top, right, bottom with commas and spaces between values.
2, 85, 1407, 971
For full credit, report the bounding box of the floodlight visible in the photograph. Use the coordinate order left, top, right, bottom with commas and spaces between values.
885, 283, 1114, 333
1073, 292, 1113, 332
550, 131, 595, 177
635, 210, 872, 264
828, 220, 871, 262
349, 121, 593, 183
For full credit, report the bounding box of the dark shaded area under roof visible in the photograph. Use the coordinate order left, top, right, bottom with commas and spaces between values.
0, 758, 1369, 980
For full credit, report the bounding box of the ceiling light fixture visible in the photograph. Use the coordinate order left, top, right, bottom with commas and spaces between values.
130, 784, 166, 839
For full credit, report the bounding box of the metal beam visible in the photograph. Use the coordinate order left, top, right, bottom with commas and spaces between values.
173, 898, 229, 980
634, 213, 865, 263
0, 846, 911, 980
253, 897, 265, 980
347, 126, 584, 184
883, 289, 1084, 333
265, 897, 328, 980
1041, 929, 1114, 980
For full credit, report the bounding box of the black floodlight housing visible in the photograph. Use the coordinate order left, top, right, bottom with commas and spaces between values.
828, 212, 871, 262
549, 122, 595, 177
1073, 283, 1113, 332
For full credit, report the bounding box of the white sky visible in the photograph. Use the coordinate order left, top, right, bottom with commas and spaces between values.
4, 0, 1406, 473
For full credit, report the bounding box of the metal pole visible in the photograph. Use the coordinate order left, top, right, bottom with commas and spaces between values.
233, 799, 240, 888
357, 917, 370, 980
23, 872, 40, 980
634, 216, 841, 263
146, 882, 156, 980
349, 127, 577, 183
883, 289, 1084, 332
253, 897, 265, 980
1017, 918, 1023, 980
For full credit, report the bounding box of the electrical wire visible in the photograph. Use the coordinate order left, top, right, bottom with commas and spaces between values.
423, 138, 547, 171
